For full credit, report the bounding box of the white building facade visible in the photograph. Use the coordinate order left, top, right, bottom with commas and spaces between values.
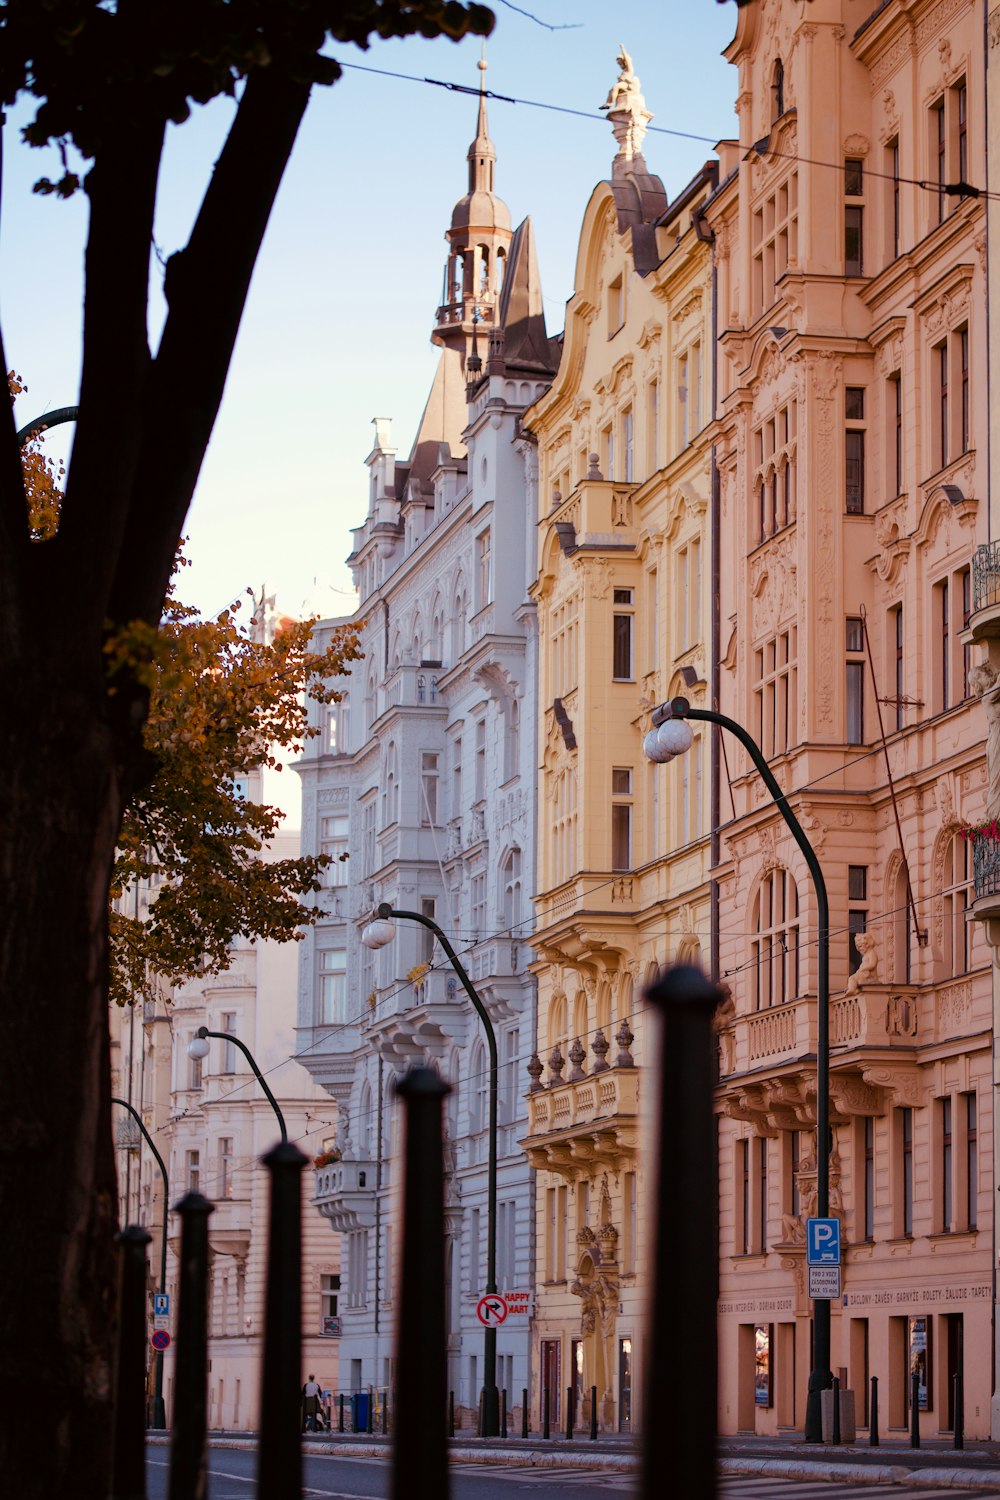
296, 88, 556, 1425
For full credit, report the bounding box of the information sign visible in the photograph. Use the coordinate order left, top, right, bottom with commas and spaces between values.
806, 1217, 841, 1265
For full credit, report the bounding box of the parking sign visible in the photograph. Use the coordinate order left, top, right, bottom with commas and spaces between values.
806, 1217, 841, 1265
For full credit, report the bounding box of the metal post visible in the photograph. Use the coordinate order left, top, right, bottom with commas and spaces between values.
393, 1067, 450, 1500
590, 1386, 598, 1441
654, 700, 832, 1441
257, 1141, 307, 1500
521, 1388, 528, 1439
642, 963, 720, 1500
111, 1226, 151, 1500
382, 1390, 388, 1435
501, 1387, 507, 1438
339, 1393, 345, 1433
869, 1375, 879, 1446
168, 1193, 213, 1500
375, 904, 500, 1436
367, 1388, 374, 1435
448, 1390, 455, 1438
831, 1375, 841, 1445
566, 1386, 573, 1441
193, 1027, 287, 1143
954, 1372, 964, 1450
543, 1387, 550, 1440
910, 1370, 920, 1448
113, 1097, 170, 1429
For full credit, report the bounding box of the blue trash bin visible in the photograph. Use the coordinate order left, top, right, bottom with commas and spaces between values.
352, 1392, 369, 1432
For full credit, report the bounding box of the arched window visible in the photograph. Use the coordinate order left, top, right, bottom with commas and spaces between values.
573, 988, 588, 1041
890, 860, 911, 983
502, 848, 522, 931
596, 981, 612, 1034
549, 992, 567, 1054
358, 1081, 373, 1159
751, 867, 800, 1009
553, 768, 577, 885
503, 696, 520, 782
363, 668, 377, 738
470, 1039, 487, 1134
772, 58, 784, 122
451, 584, 468, 659
942, 834, 972, 978
383, 741, 399, 826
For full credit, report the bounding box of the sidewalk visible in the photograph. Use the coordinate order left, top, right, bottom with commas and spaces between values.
158, 1427, 1000, 1488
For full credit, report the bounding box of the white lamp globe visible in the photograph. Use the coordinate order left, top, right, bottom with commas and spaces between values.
187, 1035, 210, 1061
656, 718, 694, 757
361, 918, 396, 949
643, 728, 675, 764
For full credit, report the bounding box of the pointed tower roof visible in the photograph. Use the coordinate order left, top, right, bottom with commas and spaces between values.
449, 54, 511, 235
495, 218, 559, 376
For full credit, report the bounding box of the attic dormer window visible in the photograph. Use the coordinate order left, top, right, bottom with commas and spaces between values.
772, 59, 784, 122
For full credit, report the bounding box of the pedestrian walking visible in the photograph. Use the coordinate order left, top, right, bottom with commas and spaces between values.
302, 1373, 322, 1432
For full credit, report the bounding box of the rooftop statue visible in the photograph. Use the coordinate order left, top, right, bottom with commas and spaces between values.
600, 45, 653, 166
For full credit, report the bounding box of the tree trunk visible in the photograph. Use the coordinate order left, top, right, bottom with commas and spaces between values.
0, 660, 128, 1498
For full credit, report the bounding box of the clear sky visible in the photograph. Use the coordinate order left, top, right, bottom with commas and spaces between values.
3, 1, 739, 623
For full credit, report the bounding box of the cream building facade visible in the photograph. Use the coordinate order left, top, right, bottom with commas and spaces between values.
521, 58, 717, 1436
703, 0, 992, 1439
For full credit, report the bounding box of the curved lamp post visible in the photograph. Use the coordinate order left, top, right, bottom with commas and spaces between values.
362, 901, 501, 1438
112, 1096, 169, 1429
645, 696, 831, 1444
187, 1027, 287, 1144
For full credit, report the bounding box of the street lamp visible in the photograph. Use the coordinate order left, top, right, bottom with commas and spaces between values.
112, 1096, 170, 1429
187, 1027, 288, 1143
362, 901, 502, 1438
644, 696, 832, 1443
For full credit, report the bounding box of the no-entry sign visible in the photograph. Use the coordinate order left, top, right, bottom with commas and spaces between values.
476, 1294, 508, 1327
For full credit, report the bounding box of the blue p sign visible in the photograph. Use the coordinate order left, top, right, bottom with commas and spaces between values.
806, 1217, 841, 1265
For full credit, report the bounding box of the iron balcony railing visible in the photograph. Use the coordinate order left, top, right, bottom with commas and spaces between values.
972, 836, 1000, 901
972, 540, 1000, 614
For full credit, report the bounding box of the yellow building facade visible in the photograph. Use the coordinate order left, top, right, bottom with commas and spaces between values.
703, 0, 992, 1438
521, 62, 717, 1435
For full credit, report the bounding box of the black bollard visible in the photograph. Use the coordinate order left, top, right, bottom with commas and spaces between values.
448, 1390, 455, 1439
339, 1393, 345, 1433
954, 1372, 964, 1450
831, 1375, 841, 1445
566, 1385, 574, 1441
382, 1389, 388, 1435
501, 1388, 507, 1438
393, 1067, 450, 1500
543, 1386, 550, 1440
869, 1375, 879, 1446
521, 1388, 528, 1439
477, 1388, 484, 1438
367, 1390, 374, 1435
168, 1192, 214, 1500
642, 965, 721, 1500
110, 1225, 152, 1500
257, 1141, 308, 1500
910, 1370, 920, 1449
590, 1385, 598, 1441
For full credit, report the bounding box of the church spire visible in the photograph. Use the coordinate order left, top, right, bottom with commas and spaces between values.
433, 49, 512, 359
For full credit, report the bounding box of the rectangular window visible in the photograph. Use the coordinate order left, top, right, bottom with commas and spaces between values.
608, 272, 625, 337
501, 1027, 520, 1126
186, 1149, 201, 1193
420, 752, 439, 826
939, 579, 950, 712
451, 737, 463, 818
887, 372, 902, 498
219, 1137, 234, 1201
613, 588, 634, 680
753, 627, 798, 758
474, 719, 486, 801
221, 1012, 238, 1075
941, 1095, 953, 1233
961, 567, 972, 699
188, 1045, 203, 1092
846, 616, 865, 744
604, 424, 615, 482
960, 326, 969, 454
845, 387, 865, 513
646, 380, 659, 472
937, 341, 949, 469
964, 1092, 977, 1230
900, 1107, 914, 1236
752, 171, 798, 315
623, 1171, 637, 1273
738, 1138, 750, 1255
622, 407, 634, 482
319, 949, 347, 1025
864, 1117, 875, 1241
845, 207, 864, 276
611, 767, 633, 871
933, 97, 946, 223
478, 529, 492, 608
756, 1137, 768, 1254
892, 605, 904, 731
848, 863, 868, 977
420, 896, 436, 966
470, 871, 486, 938
885, 137, 900, 261
321, 1272, 340, 1327
321, 814, 350, 887
753, 401, 796, 540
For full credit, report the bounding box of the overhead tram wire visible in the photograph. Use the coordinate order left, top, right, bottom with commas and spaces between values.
334, 58, 996, 206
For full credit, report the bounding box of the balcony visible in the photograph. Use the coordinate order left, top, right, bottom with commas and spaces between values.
521, 1030, 639, 1178
314, 1159, 377, 1233
968, 541, 1000, 641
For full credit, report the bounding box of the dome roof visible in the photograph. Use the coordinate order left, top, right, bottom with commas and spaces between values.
450, 189, 512, 234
